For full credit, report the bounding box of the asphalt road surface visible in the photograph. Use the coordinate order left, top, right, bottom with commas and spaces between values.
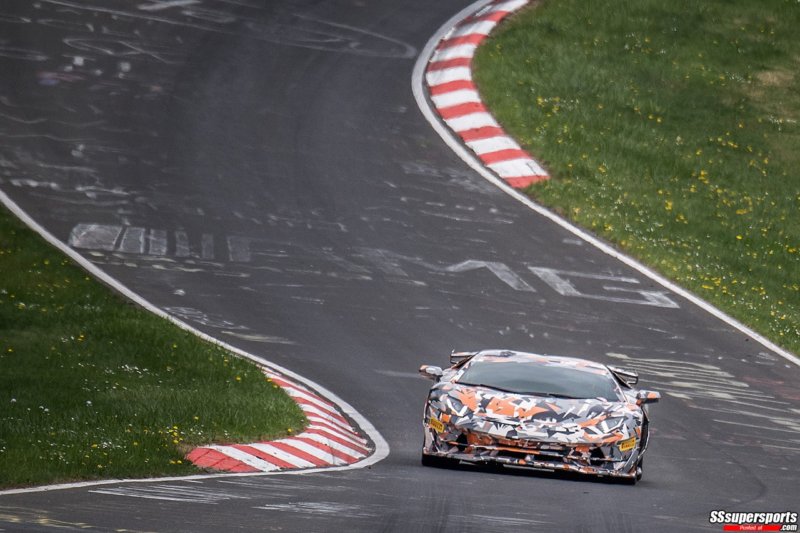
1, 1, 798, 531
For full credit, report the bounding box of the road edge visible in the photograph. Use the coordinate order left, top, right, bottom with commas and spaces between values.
0, 189, 389, 496
410, 0, 799, 366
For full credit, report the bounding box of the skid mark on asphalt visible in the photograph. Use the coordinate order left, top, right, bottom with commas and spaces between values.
40, 0, 417, 58
253, 501, 377, 518
67, 223, 683, 309
163, 306, 295, 346
0, 506, 101, 530
606, 352, 800, 454
470, 514, 550, 527
138, 0, 202, 11
75, 471, 560, 532
220, 331, 295, 344
90, 484, 247, 503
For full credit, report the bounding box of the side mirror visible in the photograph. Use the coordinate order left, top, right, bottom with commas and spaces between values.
419, 365, 443, 380
449, 351, 477, 365
608, 365, 639, 386
636, 390, 661, 405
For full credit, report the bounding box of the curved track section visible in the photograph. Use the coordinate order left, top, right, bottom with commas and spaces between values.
423, 0, 549, 189
0, 1, 798, 531
186, 370, 373, 473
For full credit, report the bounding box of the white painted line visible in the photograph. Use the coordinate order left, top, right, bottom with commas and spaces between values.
302, 405, 353, 432
247, 443, 317, 469
411, 0, 798, 367
430, 44, 478, 62
137, 0, 200, 11
119, 227, 145, 254
492, 0, 529, 11
227, 235, 251, 262
487, 158, 547, 177
301, 433, 365, 459
431, 89, 482, 108
147, 228, 167, 256
297, 402, 348, 424
308, 425, 369, 448
445, 112, 499, 131
280, 439, 348, 466
307, 412, 365, 433
452, 20, 497, 37
466, 135, 521, 154
68, 223, 122, 251
307, 417, 368, 444
208, 445, 281, 472
283, 388, 340, 416
201, 233, 214, 260
284, 389, 338, 413
308, 416, 368, 440
89, 488, 219, 503
425, 66, 472, 86
0, 187, 390, 495
175, 230, 190, 257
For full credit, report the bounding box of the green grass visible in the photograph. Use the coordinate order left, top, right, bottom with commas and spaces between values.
474, 0, 800, 355
0, 207, 306, 488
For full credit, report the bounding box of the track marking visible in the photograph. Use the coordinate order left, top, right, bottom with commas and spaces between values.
138, 0, 201, 11
410, 0, 798, 366
0, 188, 390, 495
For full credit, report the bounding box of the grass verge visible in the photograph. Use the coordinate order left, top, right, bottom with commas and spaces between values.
473, 0, 799, 355
0, 206, 306, 488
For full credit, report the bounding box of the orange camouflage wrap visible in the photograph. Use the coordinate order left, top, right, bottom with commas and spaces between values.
421, 350, 659, 482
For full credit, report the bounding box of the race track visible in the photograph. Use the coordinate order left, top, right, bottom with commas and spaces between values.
1, 0, 798, 531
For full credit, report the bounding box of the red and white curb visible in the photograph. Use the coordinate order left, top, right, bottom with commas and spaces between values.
0, 186, 389, 494
424, 0, 548, 189
186, 370, 370, 473
413, 0, 798, 370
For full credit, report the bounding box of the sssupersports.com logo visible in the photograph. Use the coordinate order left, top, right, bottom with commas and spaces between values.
709, 511, 798, 532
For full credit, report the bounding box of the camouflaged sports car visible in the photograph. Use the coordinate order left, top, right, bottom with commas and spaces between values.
419, 350, 660, 484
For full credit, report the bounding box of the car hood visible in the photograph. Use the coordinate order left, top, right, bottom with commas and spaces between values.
431, 383, 642, 444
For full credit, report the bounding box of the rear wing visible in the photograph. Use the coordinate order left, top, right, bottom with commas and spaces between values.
450, 350, 479, 366
608, 365, 639, 386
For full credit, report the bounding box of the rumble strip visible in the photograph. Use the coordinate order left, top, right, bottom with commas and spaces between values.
423, 0, 548, 189
186, 370, 371, 473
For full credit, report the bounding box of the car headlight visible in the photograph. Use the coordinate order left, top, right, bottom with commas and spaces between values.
601, 416, 626, 432
443, 395, 466, 416
431, 393, 467, 417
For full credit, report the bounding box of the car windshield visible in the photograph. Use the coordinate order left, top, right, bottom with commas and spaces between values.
457, 359, 621, 400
